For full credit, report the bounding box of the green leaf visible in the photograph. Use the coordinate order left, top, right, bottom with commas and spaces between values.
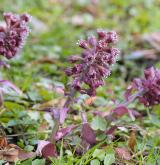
0, 160, 6, 165
92, 149, 105, 161
104, 147, 115, 165
90, 159, 100, 165
7, 120, 18, 126
94, 97, 107, 106
91, 116, 107, 131
20, 158, 32, 165
104, 154, 115, 165
149, 114, 160, 128
32, 159, 46, 165
24, 145, 34, 152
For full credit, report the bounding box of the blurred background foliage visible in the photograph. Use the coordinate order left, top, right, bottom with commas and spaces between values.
0, 0, 160, 82
0, 0, 159, 102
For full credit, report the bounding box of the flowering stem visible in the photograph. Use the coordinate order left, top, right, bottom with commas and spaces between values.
50, 87, 76, 144
63, 88, 76, 108
121, 90, 143, 107
49, 118, 60, 144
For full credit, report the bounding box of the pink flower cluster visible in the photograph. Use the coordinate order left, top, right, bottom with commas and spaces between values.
66, 30, 119, 96
0, 12, 30, 59
126, 67, 160, 106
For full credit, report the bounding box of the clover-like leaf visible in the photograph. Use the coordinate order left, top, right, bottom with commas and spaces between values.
91, 116, 107, 131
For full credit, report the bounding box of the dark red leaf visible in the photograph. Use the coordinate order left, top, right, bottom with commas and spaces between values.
36, 140, 57, 158
112, 105, 129, 116
105, 126, 117, 135
41, 143, 57, 158
81, 123, 96, 145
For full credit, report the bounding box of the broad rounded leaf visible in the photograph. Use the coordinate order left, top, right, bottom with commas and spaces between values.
104, 153, 115, 165
93, 149, 105, 161
36, 140, 57, 158
41, 143, 57, 158
91, 116, 107, 131
112, 105, 129, 116
91, 159, 100, 165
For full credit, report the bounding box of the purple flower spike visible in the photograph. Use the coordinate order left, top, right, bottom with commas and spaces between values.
125, 67, 160, 107
0, 12, 31, 59
66, 29, 119, 96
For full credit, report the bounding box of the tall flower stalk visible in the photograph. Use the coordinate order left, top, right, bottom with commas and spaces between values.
50, 29, 120, 143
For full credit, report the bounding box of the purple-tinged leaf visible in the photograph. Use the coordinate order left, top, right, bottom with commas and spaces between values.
51, 108, 60, 119
81, 111, 87, 123
124, 85, 133, 101
128, 109, 141, 120
112, 105, 129, 117
81, 111, 96, 145
130, 109, 141, 118
36, 140, 57, 158
105, 126, 117, 135
41, 143, 57, 158
92, 110, 110, 117
36, 140, 49, 156
112, 105, 141, 120
54, 86, 64, 95
55, 125, 77, 141
0, 80, 22, 95
14, 146, 36, 160
59, 108, 68, 124
82, 123, 96, 145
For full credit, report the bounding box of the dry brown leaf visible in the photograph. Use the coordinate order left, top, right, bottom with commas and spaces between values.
82, 5, 99, 17
38, 123, 49, 132
92, 110, 110, 118
16, 147, 36, 160
35, 99, 66, 111
85, 96, 96, 105
0, 137, 8, 148
0, 138, 36, 162
29, 57, 56, 66
143, 32, 160, 51
128, 130, 136, 152
0, 148, 19, 162
73, 115, 81, 121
